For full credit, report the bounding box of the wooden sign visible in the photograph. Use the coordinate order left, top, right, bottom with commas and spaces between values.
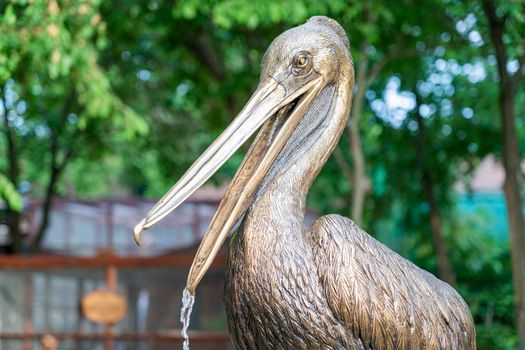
82, 289, 127, 325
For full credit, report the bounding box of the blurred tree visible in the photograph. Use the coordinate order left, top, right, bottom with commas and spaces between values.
439, 0, 525, 344
414, 90, 457, 286
0, 0, 522, 346
0, 0, 147, 252
105, 0, 504, 302
106, 0, 524, 346
480, 0, 525, 346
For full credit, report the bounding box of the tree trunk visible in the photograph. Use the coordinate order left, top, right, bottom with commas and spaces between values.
342, 7, 420, 226
346, 44, 372, 226
483, 1, 525, 346
30, 133, 74, 252
31, 168, 60, 251
414, 106, 456, 286
1, 85, 22, 253
31, 91, 77, 252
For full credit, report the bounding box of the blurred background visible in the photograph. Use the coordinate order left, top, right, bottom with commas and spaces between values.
0, 0, 524, 349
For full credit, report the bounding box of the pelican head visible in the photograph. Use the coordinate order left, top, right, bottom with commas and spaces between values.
134, 16, 353, 294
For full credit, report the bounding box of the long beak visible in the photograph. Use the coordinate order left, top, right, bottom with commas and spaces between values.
133, 76, 324, 294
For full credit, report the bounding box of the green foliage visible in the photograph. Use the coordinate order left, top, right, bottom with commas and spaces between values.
0, 0, 151, 251
451, 211, 516, 349
96, 3, 522, 345
1, 0, 524, 345
0, 0, 148, 199
0, 174, 22, 212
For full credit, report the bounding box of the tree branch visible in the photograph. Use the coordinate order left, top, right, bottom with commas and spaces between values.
413, 90, 456, 286
345, 38, 372, 225
483, 0, 524, 92
483, 0, 512, 87
0, 84, 23, 253
513, 49, 525, 84
1, 85, 18, 184
367, 46, 420, 82
31, 90, 78, 252
520, 4, 525, 82
181, 27, 225, 81
332, 146, 353, 183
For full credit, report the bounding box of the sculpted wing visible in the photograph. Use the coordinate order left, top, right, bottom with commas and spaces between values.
308, 214, 476, 349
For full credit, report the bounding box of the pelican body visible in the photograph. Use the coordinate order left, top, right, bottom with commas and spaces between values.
134, 16, 475, 349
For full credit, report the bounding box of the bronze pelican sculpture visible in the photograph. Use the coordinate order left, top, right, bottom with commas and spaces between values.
134, 16, 476, 349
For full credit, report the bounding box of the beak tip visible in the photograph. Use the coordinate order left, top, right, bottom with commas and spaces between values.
186, 281, 196, 295
133, 219, 146, 246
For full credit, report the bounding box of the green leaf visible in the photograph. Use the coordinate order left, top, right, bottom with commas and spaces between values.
0, 174, 22, 212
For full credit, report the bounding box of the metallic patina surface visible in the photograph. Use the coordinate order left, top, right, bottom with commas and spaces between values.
135, 16, 476, 349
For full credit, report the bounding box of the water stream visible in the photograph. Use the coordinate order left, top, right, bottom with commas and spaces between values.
180, 288, 195, 350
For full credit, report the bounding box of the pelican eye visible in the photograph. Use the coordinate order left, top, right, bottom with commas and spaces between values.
297, 55, 307, 67
294, 53, 308, 67
292, 52, 311, 75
